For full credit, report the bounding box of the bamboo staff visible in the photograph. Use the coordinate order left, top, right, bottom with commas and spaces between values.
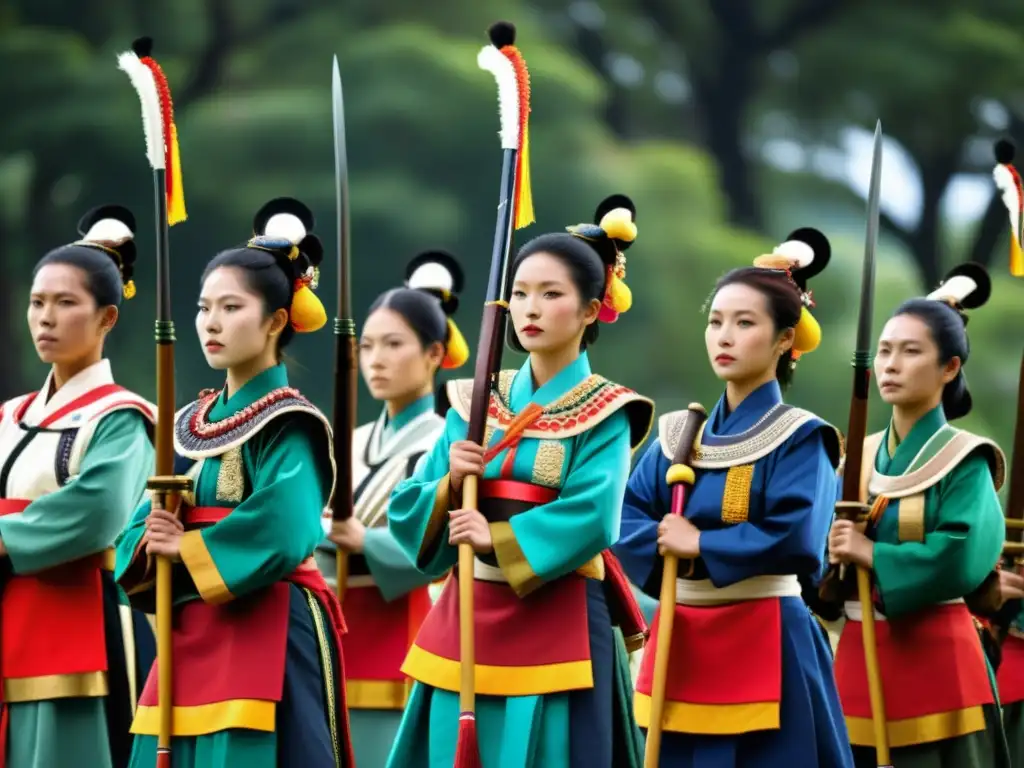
117, 37, 191, 768
643, 404, 706, 767
453, 21, 534, 767
330, 56, 358, 602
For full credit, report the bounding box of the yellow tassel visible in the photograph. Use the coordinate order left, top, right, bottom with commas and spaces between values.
1011, 232, 1024, 277
290, 285, 327, 333
168, 122, 187, 226
442, 318, 470, 369
793, 306, 821, 355
514, 121, 535, 230
123, 280, 136, 300
607, 275, 632, 314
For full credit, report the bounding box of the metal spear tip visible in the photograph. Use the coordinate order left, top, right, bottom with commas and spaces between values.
488, 21, 516, 48
132, 37, 154, 57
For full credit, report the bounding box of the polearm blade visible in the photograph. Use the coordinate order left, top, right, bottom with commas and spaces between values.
331, 56, 358, 602
841, 119, 893, 768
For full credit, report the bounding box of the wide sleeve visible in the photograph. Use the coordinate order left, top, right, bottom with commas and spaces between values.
872, 453, 1004, 618
0, 410, 152, 575
612, 440, 672, 597
363, 526, 438, 602
386, 409, 457, 580
698, 426, 836, 588
490, 410, 632, 598
177, 416, 329, 604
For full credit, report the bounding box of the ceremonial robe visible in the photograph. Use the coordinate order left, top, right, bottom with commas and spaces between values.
385, 352, 653, 768
833, 405, 1011, 767
614, 380, 854, 768
314, 394, 443, 767
115, 364, 354, 768
0, 359, 157, 768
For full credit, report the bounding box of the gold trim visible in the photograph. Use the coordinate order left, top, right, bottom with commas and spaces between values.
215, 446, 245, 503
118, 603, 138, 713
868, 430, 1006, 498
575, 554, 605, 581
179, 529, 234, 604
304, 588, 340, 767
659, 407, 830, 470
490, 521, 543, 597
859, 433, 884, 503
721, 465, 754, 524
4, 671, 108, 702
346, 679, 409, 710
418, 473, 451, 563
132, 699, 276, 736
531, 440, 565, 487
845, 706, 985, 748
898, 493, 926, 542
634, 691, 779, 734
401, 643, 593, 696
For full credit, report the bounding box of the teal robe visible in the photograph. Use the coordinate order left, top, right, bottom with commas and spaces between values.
834, 406, 1011, 768
385, 352, 651, 768
115, 365, 349, 768
315, 394, 445, 768
0, 410, 154, 768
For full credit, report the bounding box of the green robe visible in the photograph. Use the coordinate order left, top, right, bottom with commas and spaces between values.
0, 410, 154, 768
847, 406, 1010, 768
115, 365, 340, 768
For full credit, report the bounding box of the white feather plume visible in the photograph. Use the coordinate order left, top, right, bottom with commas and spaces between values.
263, 213, 307, 244
117, 51, 165, 170
927, 274, 977, 304
477, 45, 520, 150
82, 217, 134, 245
993, 164, 1022, 240
408, 262, 454, 293
772, 240, 815, 268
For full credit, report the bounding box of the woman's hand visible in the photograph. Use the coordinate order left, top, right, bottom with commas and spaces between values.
657, 514, 701, 559
829, 519, 874, 569
997, 567, 1024, 607
329, 516, 367, 554
448, 508, 493, 554
449, 441, 486, 494
145, 506, 184, 561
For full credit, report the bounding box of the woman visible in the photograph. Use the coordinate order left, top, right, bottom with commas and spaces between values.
614, 229, 853, 767
384, 195, 654, 767
0, 205, 157, 768
316, 251, 469, 767
115, 198, 354, 767
829, 262, 1010, 767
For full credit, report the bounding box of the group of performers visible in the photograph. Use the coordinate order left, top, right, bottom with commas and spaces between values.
2, 25, 1024, 768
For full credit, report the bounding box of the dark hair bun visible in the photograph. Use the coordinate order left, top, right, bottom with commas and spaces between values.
566, 193, 638, 267
76, 204, 138, 285
770, 227, 830, 290
251, 197, 324, 274
929, 261, 991, 312
405, 250, 465, 316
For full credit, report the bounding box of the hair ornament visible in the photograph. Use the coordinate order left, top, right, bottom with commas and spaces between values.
753, 227, 831, 359
251, 197, 326, 333
73, 205, 139, 300
926, 262, 991, 326
404, 250, 468, 369
566, 193, 638, 324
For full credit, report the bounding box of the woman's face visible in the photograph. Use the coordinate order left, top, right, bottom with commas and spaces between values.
509, 252, 599, 355
196, 266, 284, 370
705, 282, 791, 383
359, 307, 441, 403
28, 264, 116, 366
874, 313, 959, 408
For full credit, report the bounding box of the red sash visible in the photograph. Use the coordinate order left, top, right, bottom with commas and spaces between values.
636, 599, 782, 705
0, 499, 108, 697
133, 506, 354, 766
836, 603, 993, 720
997, 634, 1024, 705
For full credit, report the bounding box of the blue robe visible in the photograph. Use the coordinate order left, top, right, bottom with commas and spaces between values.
614, 380, 854, 768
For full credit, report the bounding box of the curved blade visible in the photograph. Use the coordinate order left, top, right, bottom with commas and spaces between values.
856, 120, 883, 356
332, 55, 352, 320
